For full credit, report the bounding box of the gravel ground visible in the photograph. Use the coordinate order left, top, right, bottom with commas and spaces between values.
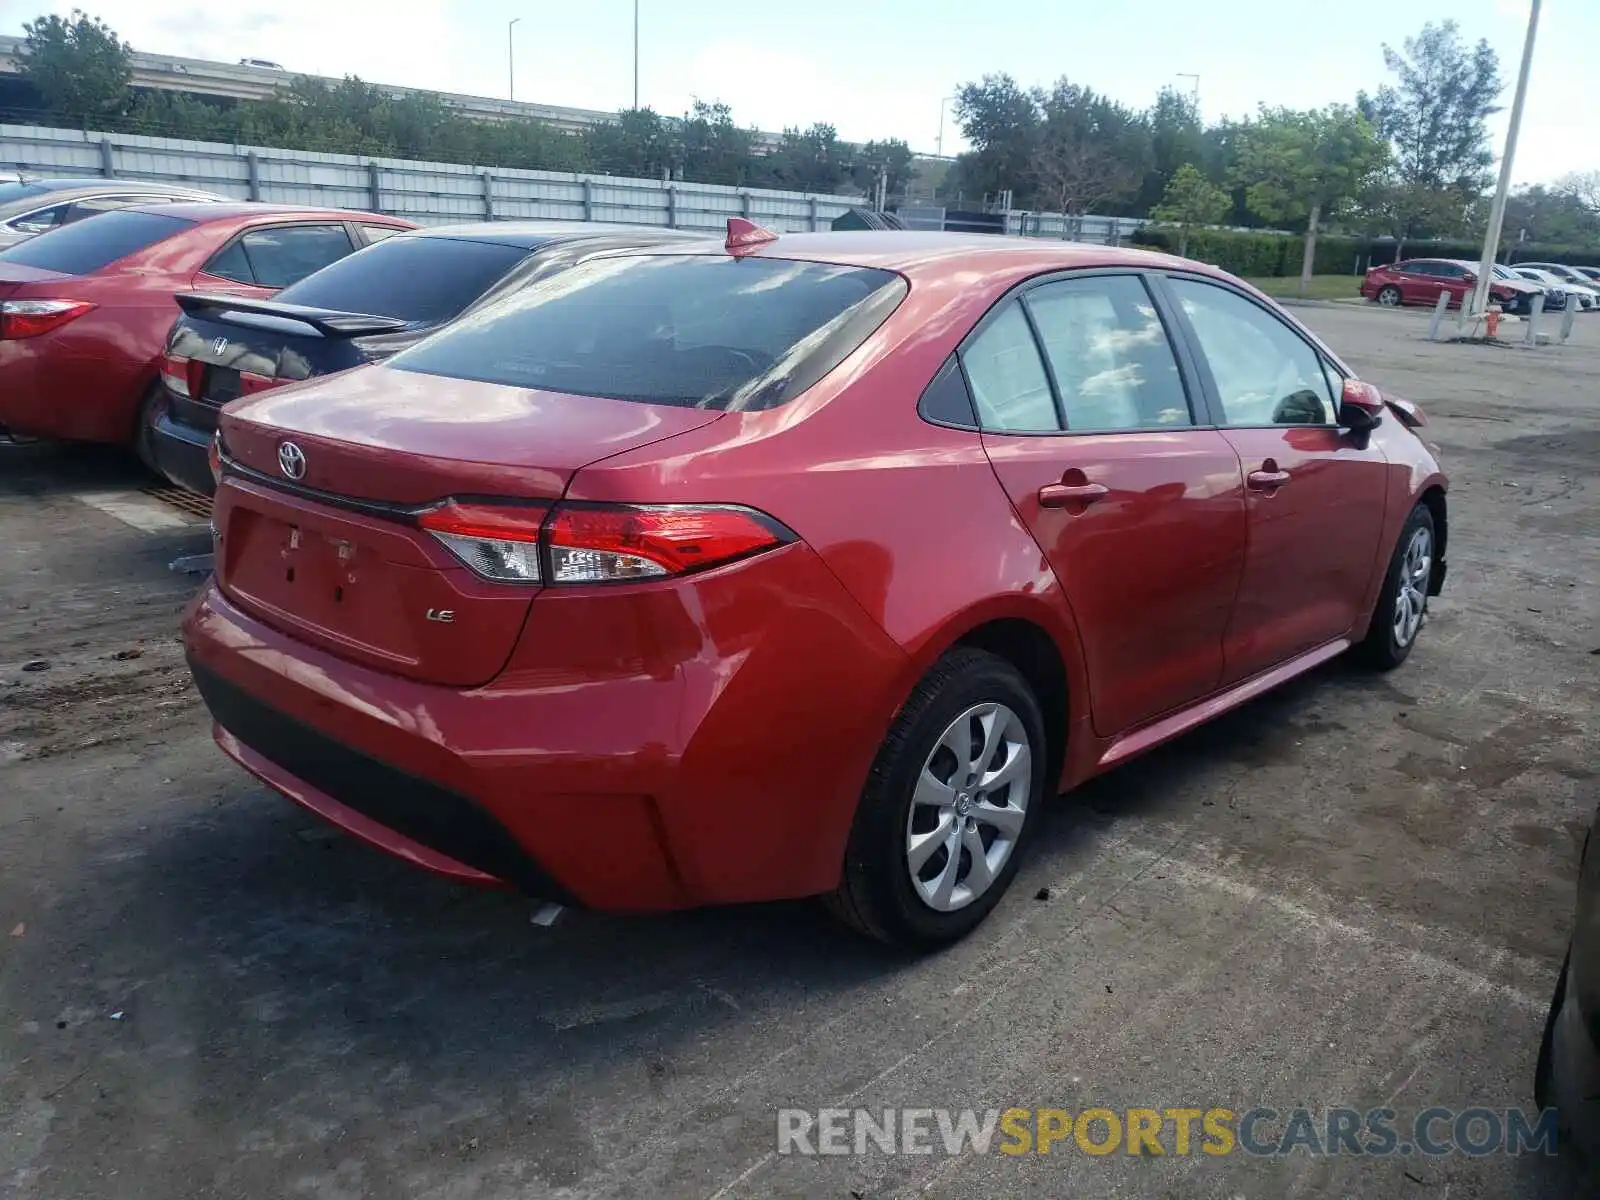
1, 304, 1596, 1199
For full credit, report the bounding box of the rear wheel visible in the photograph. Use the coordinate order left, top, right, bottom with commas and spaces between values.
1376, 285, 1402, 307
826, 648, 1047, 949
1357, 504, 1434, 670
132, 384, 164, 476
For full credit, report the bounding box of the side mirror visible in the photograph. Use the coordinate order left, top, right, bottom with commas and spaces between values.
1462, 272, 1477, 284
1338, 378, 1385, 432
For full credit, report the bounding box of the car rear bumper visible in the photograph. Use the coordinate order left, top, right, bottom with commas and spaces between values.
181, 548, 911, 911
152, 406, 217, 497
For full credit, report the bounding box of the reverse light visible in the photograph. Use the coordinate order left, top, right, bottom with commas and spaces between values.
415, 500, 794, 586
161, 351, 202, 398
544, 504, 789, 583
0, 299, 95, 340
419, 500, 549, 584
207, 432, 222, 488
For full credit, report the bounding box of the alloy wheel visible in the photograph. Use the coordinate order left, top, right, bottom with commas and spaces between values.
905, 702, 1032, 912
1392, 526, 1432, 648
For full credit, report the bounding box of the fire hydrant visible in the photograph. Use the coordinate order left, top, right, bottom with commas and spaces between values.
1486, 305, 1502, 338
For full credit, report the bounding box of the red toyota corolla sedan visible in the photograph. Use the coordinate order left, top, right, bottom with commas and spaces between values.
184, 224, 1448, 948
0, 202, 413, 457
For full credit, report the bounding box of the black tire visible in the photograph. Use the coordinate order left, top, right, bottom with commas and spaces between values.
1356, 503, 1435, 670
1536, 953, 1567, 1113
1376, 285, 1403, 307
132, 384, 164, 476
825, 647, 1048, 950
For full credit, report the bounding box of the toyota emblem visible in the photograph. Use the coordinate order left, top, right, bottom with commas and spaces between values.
212, 336, 229, 356
278, 441, 307, 481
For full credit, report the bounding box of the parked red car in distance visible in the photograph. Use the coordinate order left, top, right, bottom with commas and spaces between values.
0, 202, 414, 455
184, 226, 1449, 949
1361, 257, 1542, 313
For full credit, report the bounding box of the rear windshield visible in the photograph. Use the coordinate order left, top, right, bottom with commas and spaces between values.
274, 235, 528, 325
0, 182, 52, 206
0, 209, 192, 275
389, 254, 907, 410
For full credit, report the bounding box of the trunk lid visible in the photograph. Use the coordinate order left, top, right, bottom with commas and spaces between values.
167, 294, 421, 436
214, 365, 723, 685
0, 263, 73, 299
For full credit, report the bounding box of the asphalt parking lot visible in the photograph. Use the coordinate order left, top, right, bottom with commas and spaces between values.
1, 302, 1597, 1199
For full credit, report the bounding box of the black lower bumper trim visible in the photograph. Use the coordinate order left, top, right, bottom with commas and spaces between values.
152, 413, 217, 499
189, 659, 574, 902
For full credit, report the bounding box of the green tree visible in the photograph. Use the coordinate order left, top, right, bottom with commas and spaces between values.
17, 9, 132, 122
1501, 185, 1600, 250
1556, 170, 1600, 215
952, 73, 1041, 204
585, 107, 672, 178
1357, 20, 1503, 250
1151, 164, 1229, 256
765, 122, 849, 194
1139, 87, 1204, 214
851, 138, 917, 202
1234, 105, 1388, 290
1028, 79, 1146, 217
675, 100, 756, 186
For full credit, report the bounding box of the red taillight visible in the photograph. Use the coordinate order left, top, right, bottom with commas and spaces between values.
415, 500, 792, 586
544, 504, 788, 583
0, 299, 95, 340
161, 352, 203, 398
419, 500, 550, 584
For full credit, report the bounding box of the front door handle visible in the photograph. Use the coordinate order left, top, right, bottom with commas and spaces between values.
1247, 468, 1291, 491
1038, 481, 1109, 508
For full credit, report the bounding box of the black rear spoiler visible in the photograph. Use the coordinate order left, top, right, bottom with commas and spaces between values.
175, 292, 410, 338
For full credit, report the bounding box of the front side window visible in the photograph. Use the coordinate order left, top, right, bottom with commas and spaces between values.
8, 203, 70, 234
1024, 276, 1191, 431
391, 254, 906, 411
235, 224, 355, 289
1168, 278, 1336, 427
960, 301, 1057, 432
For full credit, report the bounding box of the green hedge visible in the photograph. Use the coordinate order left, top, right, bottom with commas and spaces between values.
1134, 227, 1600, 277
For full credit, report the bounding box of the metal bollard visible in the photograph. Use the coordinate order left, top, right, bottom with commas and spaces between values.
1523, 294, 1545, 345
1427, 290, 1452, 340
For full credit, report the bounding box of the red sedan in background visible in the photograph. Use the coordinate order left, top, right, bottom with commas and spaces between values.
0, 203, 414, 459
184, 225, 1448, 949
1360, 257, 1544, 313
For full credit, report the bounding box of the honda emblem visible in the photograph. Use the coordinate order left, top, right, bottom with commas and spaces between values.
212, 336, 229, 356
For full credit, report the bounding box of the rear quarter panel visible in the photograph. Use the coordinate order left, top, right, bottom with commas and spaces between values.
570, 271, 1097, 792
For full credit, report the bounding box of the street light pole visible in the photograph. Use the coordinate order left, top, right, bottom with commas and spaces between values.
1177, 72, 1200, 110
1469, 0, 1540, 320
508, 17, 521, 102
633, 0, 640, 110
935, 95, 955, 158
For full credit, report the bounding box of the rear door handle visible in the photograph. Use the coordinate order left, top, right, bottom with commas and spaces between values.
1247, 469, 1291, 490
1038, 481, 1109, 508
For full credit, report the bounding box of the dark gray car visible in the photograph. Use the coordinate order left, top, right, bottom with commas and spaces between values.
0, 177, 227, 249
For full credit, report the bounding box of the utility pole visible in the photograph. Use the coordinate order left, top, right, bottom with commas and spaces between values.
1469, 0, 1540, 319
935, 95, 955, 158
508, 18, 521, 102
633, 0, 640, 110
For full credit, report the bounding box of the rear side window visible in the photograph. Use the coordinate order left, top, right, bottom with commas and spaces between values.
1025, 276, 1191, 430
0, 209, 192, 274
391, 255, 907, 411
275, 236, 528, 325
961, 302, 1057, 432
206, 224, 354, 288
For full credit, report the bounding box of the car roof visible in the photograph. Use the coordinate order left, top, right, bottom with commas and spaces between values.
404, 221, 699, 249
17, 177, 219, 194
636, 230, 1201, 284
122, 201, 408, 224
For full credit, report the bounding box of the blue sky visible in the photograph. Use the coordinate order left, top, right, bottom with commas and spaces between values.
3, 0, 1593, 185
